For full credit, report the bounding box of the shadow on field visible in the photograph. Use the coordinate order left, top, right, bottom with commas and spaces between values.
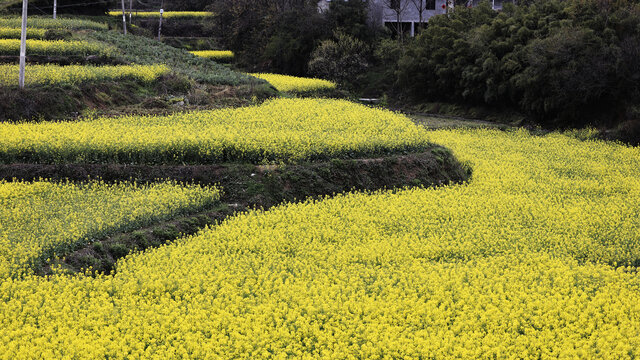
0, 147, 471, 276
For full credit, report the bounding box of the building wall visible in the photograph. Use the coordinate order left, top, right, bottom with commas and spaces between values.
378, 0, 449, 24
317, 0, 451, 37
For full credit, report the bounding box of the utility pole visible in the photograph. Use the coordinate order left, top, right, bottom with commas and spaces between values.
19, 0, 28, 89
53, 0, 56, 19
157, 0, 164, 40
121, 0, 127, 34
128, 0, 133, 23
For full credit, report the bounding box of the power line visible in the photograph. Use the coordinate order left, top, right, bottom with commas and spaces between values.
29, 4, 49, 14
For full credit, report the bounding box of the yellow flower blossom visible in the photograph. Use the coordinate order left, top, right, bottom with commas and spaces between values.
0, 27, 46, 40
0, 180, 220, 278
190, 50, 233, 61
251, 73, 337, 93
0, 98, 429, 163
0, 17, 108, 30
0, 39, 115, 57
1, 123, 640, 358
108, 11, 213, 18
0, 64, 169, 86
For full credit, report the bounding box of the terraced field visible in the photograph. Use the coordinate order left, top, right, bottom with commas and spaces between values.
108, 11, 213, 18
1, 11, 639, 359
1, 128, 639, 358
0, 27, 46, 39
0, 39, 114, 56
0, 98, 429, 164
0, 16, 108, 30
0, 180, 220, 278
251, 73, 337, 93
0, 64, 168, 86
190, 50, 233, 62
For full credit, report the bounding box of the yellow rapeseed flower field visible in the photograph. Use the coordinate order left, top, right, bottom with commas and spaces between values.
108, 11, 213, 18
0, 17, 108, 30
0, 27, 46, 39
0, 39, 114, 57
0, 98, 430, 164
251, 73, 337, 93
190, 50, 233, 61
0, 128, 639, 358
0, 180, 220, 279
0, 64, 169, 86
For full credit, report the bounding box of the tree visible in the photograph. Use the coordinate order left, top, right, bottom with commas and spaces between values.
207, 0, 328, 74
395, 0, 640, 128
263, 8, 329, 75
408, 0, 435, 30
328, 0, 372, 42
382, 0, 411, 42
308, 32, 370, 86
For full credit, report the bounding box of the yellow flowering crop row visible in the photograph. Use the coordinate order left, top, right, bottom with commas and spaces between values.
0, 64, 169, 87
190, 50, 233, 61
0, 98, 430, 164
0, 39, 115, 57
1, 129, 640, 357
0, 27, 46, 40
251, 72, 337, 93
108, 11, 213, 18
0, 180, 220, 279
0, 17, 108, 30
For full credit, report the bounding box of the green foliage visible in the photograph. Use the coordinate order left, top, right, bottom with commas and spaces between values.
162, 0, 211, 11
208, 0, 389, 76
513, 26, 620, 126
90, 31, 261, 86
370, 37, 404, 91
327, 0, 376, 43
396, 0, 640, 128
308, 32, 370, 86
263, 9, 329, 75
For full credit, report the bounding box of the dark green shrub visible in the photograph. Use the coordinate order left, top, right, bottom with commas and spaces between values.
396, 0, 640, 128
308, 32, 370, 87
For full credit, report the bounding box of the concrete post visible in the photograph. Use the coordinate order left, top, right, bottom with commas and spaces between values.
19, 0, 28, 89
121, 0, 127, 35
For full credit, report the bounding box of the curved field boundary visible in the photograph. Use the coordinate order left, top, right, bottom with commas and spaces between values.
0, 148, 471, 276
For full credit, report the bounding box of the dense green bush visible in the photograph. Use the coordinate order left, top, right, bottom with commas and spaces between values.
397, 0, 640, 128
326, 0, 379, 44
263, 8, 329, 75
308, 32, 370, 87
207, 0, 380, 76
206, 0, 328, 75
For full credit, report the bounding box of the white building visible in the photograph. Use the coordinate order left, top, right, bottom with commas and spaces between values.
318, 0, 508, 37
318, 0, 450, 37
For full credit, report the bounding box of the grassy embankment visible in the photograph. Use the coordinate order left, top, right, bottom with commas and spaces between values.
0, 16, 274, 121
